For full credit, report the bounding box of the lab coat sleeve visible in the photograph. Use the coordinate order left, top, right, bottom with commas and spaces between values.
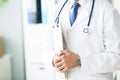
40, 26, 55, 69
41, 3, 61, 69
80, 4, 120, 74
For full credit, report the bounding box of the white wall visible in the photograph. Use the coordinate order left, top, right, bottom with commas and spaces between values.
0, 0, 25, 80
112, 0, 120, 13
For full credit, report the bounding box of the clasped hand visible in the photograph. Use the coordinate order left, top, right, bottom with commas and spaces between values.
53, 50, 79, 73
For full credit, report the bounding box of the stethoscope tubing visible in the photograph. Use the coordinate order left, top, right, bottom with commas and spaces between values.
54, 0, 95, 33
87, 0, 95, 26
55, 0, 69, 23
83, 0, 95, 33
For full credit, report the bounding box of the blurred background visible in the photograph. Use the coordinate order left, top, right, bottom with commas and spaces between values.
0, 0, 120, 80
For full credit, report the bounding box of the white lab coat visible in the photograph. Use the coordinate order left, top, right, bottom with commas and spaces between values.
47, 0, 120, 80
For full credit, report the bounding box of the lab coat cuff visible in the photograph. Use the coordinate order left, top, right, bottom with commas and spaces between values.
79, 56, 90, 74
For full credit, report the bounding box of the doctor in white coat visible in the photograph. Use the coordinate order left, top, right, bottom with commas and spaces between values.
51, 0, 120, 80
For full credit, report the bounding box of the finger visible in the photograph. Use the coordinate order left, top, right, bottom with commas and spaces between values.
58, 65, 65, 72
54, 57, 62, 64
55, 61, 63, 68
61, 67, 68, 73
59, 54, 66, 59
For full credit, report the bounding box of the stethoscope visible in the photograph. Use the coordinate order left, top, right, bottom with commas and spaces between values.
54, 0, 95, 34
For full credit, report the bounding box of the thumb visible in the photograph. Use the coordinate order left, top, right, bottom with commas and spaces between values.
57, 50, 64, 56
57, 50, 68, 56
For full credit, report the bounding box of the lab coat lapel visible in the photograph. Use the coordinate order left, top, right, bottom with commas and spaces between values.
65, 7, 71, 27
59, 1, 71, 27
